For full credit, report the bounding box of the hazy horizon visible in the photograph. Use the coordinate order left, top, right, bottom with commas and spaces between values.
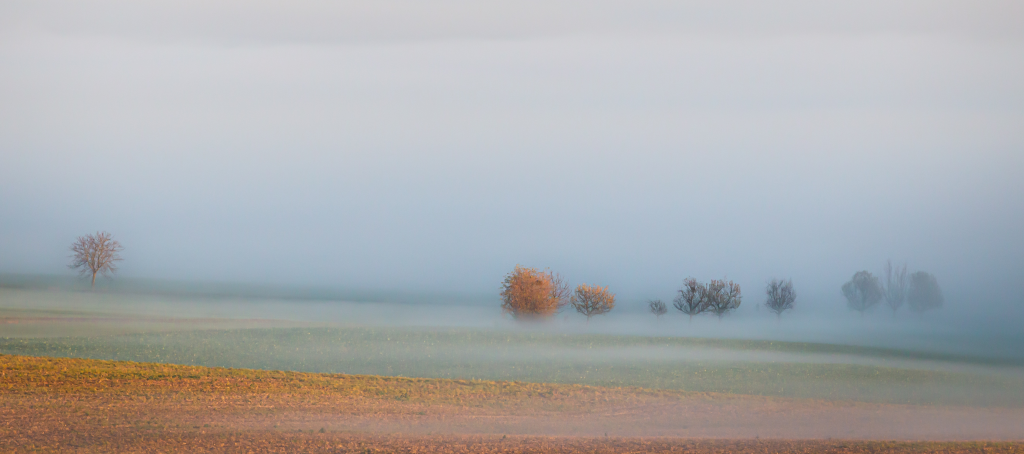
2, 1, 1022, 325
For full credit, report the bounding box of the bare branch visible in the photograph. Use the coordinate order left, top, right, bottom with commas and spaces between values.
68, 231, 124, 288
705, 279, 742, 319
673, 277, 707, 323
882, 260, 908, 316
548, 272, 571, 313
765, 278, 796, 319
570, 284, 615, 323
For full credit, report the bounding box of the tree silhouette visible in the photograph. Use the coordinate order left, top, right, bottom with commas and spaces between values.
69, 232, 124, 288
764, 278, 796, 319
648, 299, 667, 319
882, 260, 908, 317
705, 279, 742, 319
907, 271, 943, 314
842, 271, 882, 315
673, 278, 708, 323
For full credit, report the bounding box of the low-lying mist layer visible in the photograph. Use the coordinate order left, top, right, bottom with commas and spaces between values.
3, 288, 1024, 410
3, 286, 1022, 360
3, 325, 1023, 407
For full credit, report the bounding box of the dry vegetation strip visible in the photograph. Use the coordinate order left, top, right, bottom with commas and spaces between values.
0, 353, 676, 410
9, 433, 1024, 454
2, 354, 1023, 453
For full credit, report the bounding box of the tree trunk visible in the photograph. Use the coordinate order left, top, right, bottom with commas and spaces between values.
91, 271, 96, 288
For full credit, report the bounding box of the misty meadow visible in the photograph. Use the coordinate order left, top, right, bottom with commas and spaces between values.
2, 0, 1023, 452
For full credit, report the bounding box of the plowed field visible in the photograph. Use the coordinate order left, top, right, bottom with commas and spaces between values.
3, 354, 1023, 453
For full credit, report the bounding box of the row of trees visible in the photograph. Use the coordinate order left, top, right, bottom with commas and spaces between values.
842, 260, 943, 316
656, 278, 744, 321
499, 265, 616, 322
500, 265, 796, 322
73, 235, 942, 321
649, 278, 794, 320
501, 262, 944, 323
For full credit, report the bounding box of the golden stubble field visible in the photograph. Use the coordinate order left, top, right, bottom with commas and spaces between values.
3, 354, 1023, 453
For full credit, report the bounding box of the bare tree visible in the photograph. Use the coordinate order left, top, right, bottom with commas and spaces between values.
673, 277, 707, 323
500, 265, 569, 321
764, 278, 796, 319
842, 271, 882, 315
882, 260, 908, 317
907, 271, 943, 314
705, 279, 742, 319
648, 299, 667, 319
570, 284, 615, 323
548, 271, 571, 311
69, 232, 124, 288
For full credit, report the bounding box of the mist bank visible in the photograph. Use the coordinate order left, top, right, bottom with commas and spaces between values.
4, 324, 1024, 407
2, 1, 1022, 315
0, 273, 490, 306
2, 278, 1022, 361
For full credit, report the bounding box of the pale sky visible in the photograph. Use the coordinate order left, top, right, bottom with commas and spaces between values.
1, 1, 1022, 315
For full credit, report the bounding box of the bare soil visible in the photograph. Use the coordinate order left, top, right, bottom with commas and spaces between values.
3, 354, 1024, 452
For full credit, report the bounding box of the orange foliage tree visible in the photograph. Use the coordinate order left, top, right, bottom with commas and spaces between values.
500, 265, 569, 321
570, 284, 615, 323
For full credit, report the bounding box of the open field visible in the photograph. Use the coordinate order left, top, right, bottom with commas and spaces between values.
3, 354, 1024, 453
3, 306, 1023, 407
4, 288, 1024, 451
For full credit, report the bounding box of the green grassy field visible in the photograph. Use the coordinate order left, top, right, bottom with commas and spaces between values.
3, 325, 1023, 407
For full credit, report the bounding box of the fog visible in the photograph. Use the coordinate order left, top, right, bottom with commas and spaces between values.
1, 1, 1023, 340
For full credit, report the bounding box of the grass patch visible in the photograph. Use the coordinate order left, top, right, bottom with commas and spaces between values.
2, 327, 1024, 406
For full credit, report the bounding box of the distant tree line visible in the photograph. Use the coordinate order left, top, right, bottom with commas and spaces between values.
59, 233, 944, 323
841, 260, 943, 316
669, 278, 744, 321
500, 259, 943, 324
